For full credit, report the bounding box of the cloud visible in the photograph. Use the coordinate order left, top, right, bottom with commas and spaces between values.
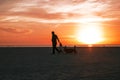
0, 0, 21, 12
42, 0, 107, 14
8, 0, 108, 16
0, 27, 32, 34
0, 15, 116, 24
0, 0, 120, 24
101, 0, 120, 17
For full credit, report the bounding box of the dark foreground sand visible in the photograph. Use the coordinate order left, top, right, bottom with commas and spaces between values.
0, 47, 120, 80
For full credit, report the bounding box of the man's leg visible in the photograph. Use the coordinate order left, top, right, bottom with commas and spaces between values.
52, 46, 55, 54
52, 44, 56, 54
55, 46, 60, 53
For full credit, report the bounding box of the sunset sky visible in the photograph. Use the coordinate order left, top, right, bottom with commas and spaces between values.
0, 0, 120, 46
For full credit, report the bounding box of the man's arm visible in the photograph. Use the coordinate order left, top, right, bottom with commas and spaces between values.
56, 35, 60, 43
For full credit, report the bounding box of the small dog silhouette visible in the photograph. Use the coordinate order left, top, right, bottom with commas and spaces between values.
59, 43, 77, 54
64, 46, 77, 54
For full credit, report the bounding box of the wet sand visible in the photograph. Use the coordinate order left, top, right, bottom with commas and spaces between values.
0, 47, 120, 80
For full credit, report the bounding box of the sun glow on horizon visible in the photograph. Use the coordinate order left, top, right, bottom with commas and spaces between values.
76, 23, 104, 44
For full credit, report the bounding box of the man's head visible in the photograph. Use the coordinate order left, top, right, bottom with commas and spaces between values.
52, 31, 54, 35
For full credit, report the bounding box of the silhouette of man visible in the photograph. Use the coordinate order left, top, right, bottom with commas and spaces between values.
51, 31, 60, 54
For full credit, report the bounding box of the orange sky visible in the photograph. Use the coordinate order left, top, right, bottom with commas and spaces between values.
0, 0, 120, 46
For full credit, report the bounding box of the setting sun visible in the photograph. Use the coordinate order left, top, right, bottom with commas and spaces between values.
76, 23, 104, 44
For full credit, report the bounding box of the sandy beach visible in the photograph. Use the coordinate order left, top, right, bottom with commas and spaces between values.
0, 47, 120, 80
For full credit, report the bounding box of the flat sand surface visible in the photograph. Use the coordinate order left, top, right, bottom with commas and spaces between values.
0, 47, 120, 80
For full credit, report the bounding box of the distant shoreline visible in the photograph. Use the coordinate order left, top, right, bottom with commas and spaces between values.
0, 44, 120, 47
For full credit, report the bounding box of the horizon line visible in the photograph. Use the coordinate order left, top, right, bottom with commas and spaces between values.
0, 44, 120, 47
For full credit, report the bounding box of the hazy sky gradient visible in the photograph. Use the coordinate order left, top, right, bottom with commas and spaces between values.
0, 0, 120, 46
